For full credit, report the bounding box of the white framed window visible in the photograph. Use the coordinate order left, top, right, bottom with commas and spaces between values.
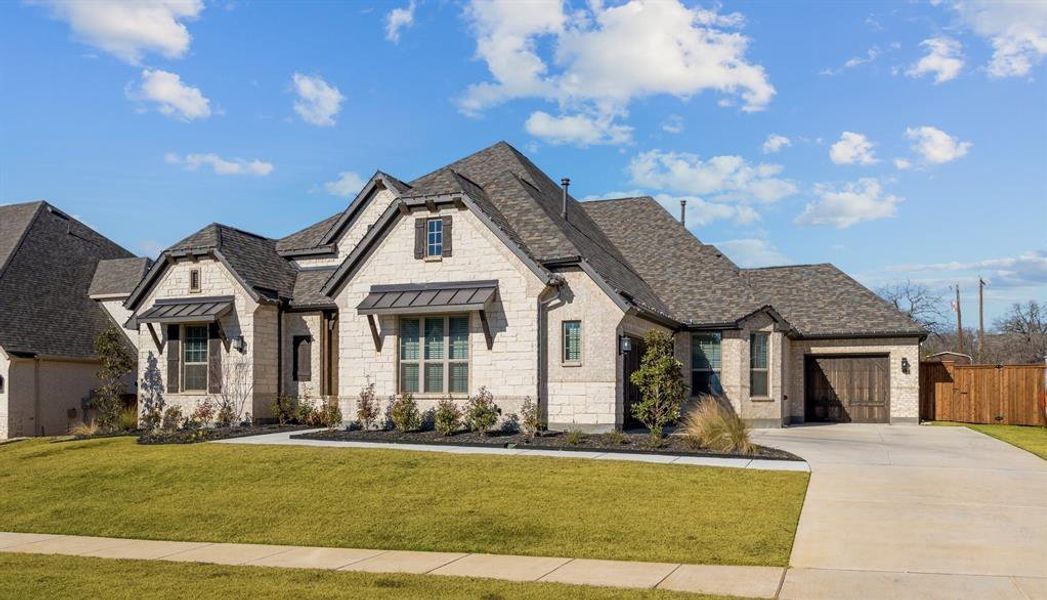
691, 332, 723, 396
750, 332, 770, 397
426, 219, 443, 257
189, 268, 201, 293
183, 324, 209, 392
399, 315, 469, 394
562, 321, 582, 364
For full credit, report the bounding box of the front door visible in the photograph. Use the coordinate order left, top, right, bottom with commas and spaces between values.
622, 335, 646, 429
804, 355, 890, 423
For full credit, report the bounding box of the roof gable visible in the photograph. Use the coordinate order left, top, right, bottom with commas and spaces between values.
89, 257, 152, 297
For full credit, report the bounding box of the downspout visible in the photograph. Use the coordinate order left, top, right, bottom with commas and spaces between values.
276, 303, 283, 420
537, 283, 563, 429
33, 357, 41, 436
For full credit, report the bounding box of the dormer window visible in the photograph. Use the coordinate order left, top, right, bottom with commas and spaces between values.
189, 269, 201, 293
427, 219, 443, 257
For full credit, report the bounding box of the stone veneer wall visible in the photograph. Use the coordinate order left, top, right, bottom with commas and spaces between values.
281, 312, 324, 399
786, 337, 921, 423
334, 204, 546, 425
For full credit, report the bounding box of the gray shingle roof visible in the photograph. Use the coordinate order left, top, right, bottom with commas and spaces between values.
745, 264, 927, 337
169, 224, 297, 300
290, 268, 337, 309
89, 257, 152, 297
275, 213, 340, 253
0, 201, 134, 358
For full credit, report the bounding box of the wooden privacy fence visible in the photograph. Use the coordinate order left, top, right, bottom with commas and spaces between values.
920, 361, 1047, 426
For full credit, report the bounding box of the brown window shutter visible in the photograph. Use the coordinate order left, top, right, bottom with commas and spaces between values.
208, 323, 222, 394
166, 325, 180, 393
414, 218, 426, 258
293, 336, 312, 382
441, 215, 453, 257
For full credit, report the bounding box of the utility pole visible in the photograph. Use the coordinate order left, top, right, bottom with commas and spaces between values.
978, 277, 986, 362
955, 284, 964, 355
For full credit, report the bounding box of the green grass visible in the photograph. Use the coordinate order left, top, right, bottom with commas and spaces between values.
953, 423, 1047, 460
0, 553, 740, 600
0, 437, 807, 566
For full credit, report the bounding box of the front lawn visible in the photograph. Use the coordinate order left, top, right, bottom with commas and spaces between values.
0, 437, 807, 566
967, 423, 1047, 459
0, 554, 738, 600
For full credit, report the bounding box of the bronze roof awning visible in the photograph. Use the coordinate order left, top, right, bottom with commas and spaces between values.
357, 281, 498, 316
138, 296, 234, 324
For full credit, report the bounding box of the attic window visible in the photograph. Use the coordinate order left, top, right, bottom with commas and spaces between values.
189, 269, 201, 293
427, 219, 443, 257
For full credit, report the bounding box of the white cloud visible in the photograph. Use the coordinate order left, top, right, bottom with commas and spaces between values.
385, 1, 415, 43
460, 0, 774, 141
713, 238, 789, 267
886, 250, 1047, 289
291, 73, 344, 127
894, 158, 912, 170
905, 126, 972, 164
761, 134, 791, 154
34, 0, 203, 64
906, 37, 964, 83
795, 178, 901, 228
166, 152, 273, 176
821, 46, 882, 76
323, 171, 366, 196
629, 150, 798, 204
829, 131, 877, 165
951, 1, 1047, 78
661, 114, 685, 134
129, 69, 211, 121
652, 194, 760, 227
524, 110, 632, 146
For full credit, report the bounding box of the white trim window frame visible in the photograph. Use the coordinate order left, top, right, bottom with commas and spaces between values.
690, 332, 723, 397
562, 320, 582, 366
399, 315, 469, 395
182, 323, 209, 392
426, 218, 443, 258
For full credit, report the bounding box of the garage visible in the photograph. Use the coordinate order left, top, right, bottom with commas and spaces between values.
804, 355, 890, 423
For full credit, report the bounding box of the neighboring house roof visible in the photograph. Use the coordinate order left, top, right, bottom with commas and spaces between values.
745, 264, 927, 338
583, 197, 763, 326
0, 201, 134, 358
89, 257, 152, 297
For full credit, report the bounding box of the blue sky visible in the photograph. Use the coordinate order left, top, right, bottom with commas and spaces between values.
1, 0, 1044, 322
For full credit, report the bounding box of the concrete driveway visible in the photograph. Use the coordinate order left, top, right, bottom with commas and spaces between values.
752, 424, 1047, 599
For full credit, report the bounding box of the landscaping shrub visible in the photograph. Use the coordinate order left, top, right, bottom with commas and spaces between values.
141, 401, 163, 433
161, 406, 183, 432
317, 397, 343, 430
606, 430, 626, 445
272, 395, 298, 426
683, 398, 754, 455
187, 399, 216, 430
501, 413, 520, 434
520, 397, 540, 439
92, 324, 136, 431
434, 397, 462, 436
629, 330, 684, 441
118, 407, 139, 431
465, 387, 501, 436
389, 393, 421, 432
295, 396, 317, 426
356, 384, 380, 431
69, 421, 98, 437
215, 403, 236, 429
565, 429, 584, 445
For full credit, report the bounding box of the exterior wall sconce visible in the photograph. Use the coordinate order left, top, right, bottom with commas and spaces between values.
901, 358, 910, 374
233, 335, 247, 354
619, 336, 632, 354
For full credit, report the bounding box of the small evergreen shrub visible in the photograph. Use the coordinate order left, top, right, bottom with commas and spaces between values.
465, 387, 501, 436
161, 406, 183, 432
141, 401, 163, 433
683, 398, 754, 455
295, 395, 317, 425
629, 330, 685, 441
434, 397, 462, 436
390, 393, 421, 432
519, 397, 540, 439
92, 324, 135, 431
272, 395, 298, 426
318, 397, 343, 429
356, 383, 380, 430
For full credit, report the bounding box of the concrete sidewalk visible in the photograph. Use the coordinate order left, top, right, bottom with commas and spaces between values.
217, 429, 809, 472
0, 531, 785, 598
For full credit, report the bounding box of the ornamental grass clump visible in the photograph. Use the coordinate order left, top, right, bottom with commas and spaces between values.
684, 398, 754, 455
390, 393, 421, 432
434, 397, 462, 436
465, 387, 501, 436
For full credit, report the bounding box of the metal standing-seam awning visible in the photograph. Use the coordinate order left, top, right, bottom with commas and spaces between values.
136, 296, 234, 353
356, 281, 498, 350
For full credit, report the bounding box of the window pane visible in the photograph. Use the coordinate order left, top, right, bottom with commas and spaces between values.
563, 321, 581, 362
691, 370, 723, 396
449, 363, 468, 394
424, 363, 444, 393
400, 363, 419, 393
751, 370, 768, 397
399, 319, 419, 360
427, 219, 443, 256
691, 333, 720, 370
750, 333, 769, 369
449, 316, 469, 360
424, 318, 445, 360
184, 325, 208, 364
184, 364, 207, 391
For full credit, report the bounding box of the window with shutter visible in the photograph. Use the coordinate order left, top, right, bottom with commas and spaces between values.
183, 325, 209, 392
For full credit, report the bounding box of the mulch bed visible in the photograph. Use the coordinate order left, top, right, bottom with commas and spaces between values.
293, 428, 801, 461
137, 424, 313, 445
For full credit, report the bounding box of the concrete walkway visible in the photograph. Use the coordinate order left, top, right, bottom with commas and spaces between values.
217, 429, 809, 472
0, 531, 786, 598
753, 424, 1047, 599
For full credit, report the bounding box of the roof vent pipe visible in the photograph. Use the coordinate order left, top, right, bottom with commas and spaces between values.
561, 177, 570, 221
680, 199, 687, 227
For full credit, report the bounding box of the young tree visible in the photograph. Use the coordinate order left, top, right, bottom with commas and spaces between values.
93, 324, 135, 431
216, 352, 253, 427
629, 330, 685, 441
994, 300, 1047, 363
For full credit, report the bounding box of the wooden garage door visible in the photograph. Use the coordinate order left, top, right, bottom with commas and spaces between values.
805, 355, 890, 423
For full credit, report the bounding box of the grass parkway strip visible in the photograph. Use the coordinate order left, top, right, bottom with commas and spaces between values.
0, 437, 808, 566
